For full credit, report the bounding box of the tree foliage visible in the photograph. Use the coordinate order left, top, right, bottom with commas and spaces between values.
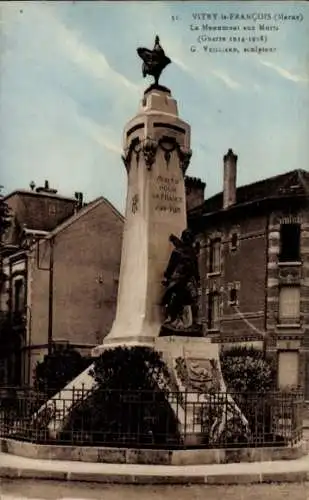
0, 187, 11, 292
34, 343, 92, 396
0, 187, 11, 241
220, 346, 282, 445
61, 346, 180, 447
220, 345, 275, 394
90, 345, 171, 390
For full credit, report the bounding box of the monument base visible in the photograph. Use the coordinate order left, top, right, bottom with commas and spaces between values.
92, 336, 155, 357
159, 323, 203, 338
28, 333, 249, 445
154, 335, 249, 445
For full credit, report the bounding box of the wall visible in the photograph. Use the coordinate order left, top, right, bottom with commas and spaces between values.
52, 201, 123, 345
197, 199, 309, 395
266, 207, 309, 394
199, 211, 267, 344
28, 200, 123, 383
221, 213, 267, 341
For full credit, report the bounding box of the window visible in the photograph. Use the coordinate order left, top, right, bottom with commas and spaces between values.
278, 286, 300, 324
229, 287, 238, 305
13, 278, 24, 313
278, 351, 299, 390
279, 223, 301, 262
209, 238, 221, 273
231, 232, 238, 251
207, 292, 220, 330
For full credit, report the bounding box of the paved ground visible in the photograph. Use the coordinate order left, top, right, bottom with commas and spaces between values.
0, 479, 309, 500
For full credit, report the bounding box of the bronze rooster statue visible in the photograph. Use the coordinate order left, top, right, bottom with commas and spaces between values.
137, 35, 171, 87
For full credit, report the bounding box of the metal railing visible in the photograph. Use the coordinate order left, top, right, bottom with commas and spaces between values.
0, 386, 303, 449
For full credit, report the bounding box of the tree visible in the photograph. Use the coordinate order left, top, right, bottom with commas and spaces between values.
220, 346, 282, 445
220, 345, 275, 394
0, 187, 11, 243
0, 187, 11, 291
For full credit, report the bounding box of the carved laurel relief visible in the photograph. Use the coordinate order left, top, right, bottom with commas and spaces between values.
121, 138, 142, 172
159, 140, 176, 167
177, 147, 192, 175
122, 136, 192, 174
142, 138, 158, 170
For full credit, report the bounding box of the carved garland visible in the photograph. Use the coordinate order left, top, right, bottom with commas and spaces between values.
159, 140, 175, 166
122, 137, 192, 174
178, 147, 192, 175
278, 266, 302, 284
142, 138, 158, 170
158, 138, 192, 174
121, 138, 142, 173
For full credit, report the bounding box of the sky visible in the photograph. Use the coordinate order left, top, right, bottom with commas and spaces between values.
1, 1, 309, 213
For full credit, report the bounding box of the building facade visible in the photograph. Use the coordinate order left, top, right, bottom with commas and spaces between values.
0, 182, 123, 385
187, 152, 309, 397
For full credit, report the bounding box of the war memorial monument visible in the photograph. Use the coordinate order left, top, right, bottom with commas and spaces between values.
8, 37, 301, 464
29, 36, 249, 447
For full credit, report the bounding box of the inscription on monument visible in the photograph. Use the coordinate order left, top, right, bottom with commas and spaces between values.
153, 175, 183, 214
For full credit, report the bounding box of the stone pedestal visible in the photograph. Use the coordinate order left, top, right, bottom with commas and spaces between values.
155, 336, 244, 446
93, 88, 192, 352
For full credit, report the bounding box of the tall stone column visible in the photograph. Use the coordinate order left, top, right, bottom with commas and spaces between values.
94, 88, 192, 351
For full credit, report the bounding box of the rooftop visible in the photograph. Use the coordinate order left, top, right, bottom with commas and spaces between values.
190, 169, 309, 217
4, 188, 77, 204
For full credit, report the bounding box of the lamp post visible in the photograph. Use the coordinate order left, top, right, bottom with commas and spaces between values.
36, 236, 54, 356
23, 305, 32, 386
47, 238, 54, 355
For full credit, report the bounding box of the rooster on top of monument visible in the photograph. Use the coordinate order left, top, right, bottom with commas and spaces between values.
137, 35, 171, 90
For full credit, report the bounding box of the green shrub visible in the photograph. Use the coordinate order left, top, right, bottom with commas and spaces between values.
220, 345, 274, 394
61, 346, 180, 447
220, 346, 282, 445
34, 343, 92, 397
90, 345, 171, 390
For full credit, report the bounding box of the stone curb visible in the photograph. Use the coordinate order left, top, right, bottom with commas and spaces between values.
1, 438, 306, 465
0, 467, 308, 484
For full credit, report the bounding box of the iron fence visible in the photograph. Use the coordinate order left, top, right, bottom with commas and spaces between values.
0, 385, 303, 449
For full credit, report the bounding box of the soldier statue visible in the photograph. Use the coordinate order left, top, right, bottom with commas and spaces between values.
161, 229, 201, 330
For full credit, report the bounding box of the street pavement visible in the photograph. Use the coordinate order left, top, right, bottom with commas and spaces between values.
0, 479, 309, 500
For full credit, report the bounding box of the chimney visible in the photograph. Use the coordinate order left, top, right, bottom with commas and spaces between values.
185, 176, 206, 211
223, 148, 238, 209
74, 192, 84, 211
35, 180, 57, 194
